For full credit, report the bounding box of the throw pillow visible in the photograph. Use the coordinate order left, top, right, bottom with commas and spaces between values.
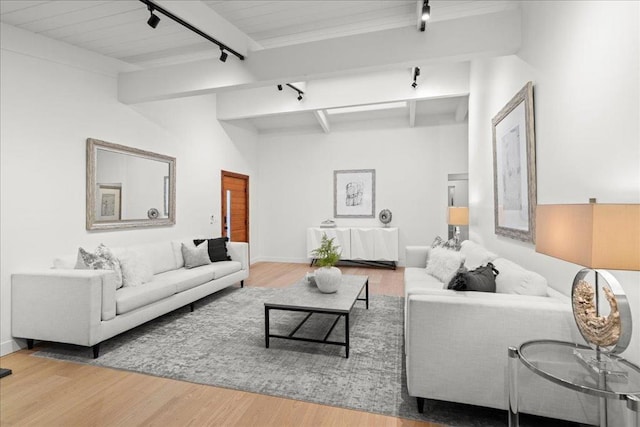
448, 262, 499, 293
181, 241, 212, 269
459, 240, 498, 270
75, 244, 123, 289
425, 247, 465, 285
431, 235, 460, 251
118, 251, 154, 287
193, 237, 231, 262
492, 258, 548, 296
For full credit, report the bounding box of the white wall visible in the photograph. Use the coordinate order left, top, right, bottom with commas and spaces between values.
468, 1, 640, 363
257, 121, 468, 264
0, 24, 258, 355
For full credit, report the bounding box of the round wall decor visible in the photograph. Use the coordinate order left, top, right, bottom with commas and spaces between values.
379, 209, 392, 226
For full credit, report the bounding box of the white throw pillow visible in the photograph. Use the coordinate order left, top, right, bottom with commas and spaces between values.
181, 241, 211, 269
492, 258, 548, 296
118, 251, 154, 287
425, 247, 465, 285
460, 240, 498, 270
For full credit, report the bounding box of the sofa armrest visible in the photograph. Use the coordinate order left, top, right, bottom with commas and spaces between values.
227, 242, 249, 270
11, 270, 117, 347
405, 291, 587, 414
405, 246, 430, 268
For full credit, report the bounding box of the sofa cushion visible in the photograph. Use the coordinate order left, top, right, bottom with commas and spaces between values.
194, 237, 231, 262
124, 242, 177, 275
154, 266, 216, 293
460, 240, 498, 270
181, 241, 211, 269
115, 279, 177, 314
425, 247, 465, 285
75, 244, 123, 289
404, 268, 445, 297
492, 257, 547, 296
118, 250, 153, 287
210, 261, 242, 279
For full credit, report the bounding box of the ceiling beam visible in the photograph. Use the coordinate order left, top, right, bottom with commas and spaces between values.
217, 63, 469, 120
408, 100, 417, 127
313, 110, 331, 133
454, 97, 468, 122
118, 9, 520, 104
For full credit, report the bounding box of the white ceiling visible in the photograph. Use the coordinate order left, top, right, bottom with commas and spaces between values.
0, 1, 514, 132
0, 1, 517, 66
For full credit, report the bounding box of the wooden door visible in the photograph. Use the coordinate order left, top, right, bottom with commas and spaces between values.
221, 171, 249, 242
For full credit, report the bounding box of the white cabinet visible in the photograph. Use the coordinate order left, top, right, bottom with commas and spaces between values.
307, 227, 398, 266
307, 227, 351, 260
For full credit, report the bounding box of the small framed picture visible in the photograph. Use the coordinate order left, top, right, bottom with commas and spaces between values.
334, 169, 375, 218
97, 184, 121, 221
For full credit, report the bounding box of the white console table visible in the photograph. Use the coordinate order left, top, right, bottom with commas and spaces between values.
307, 227, 398, 269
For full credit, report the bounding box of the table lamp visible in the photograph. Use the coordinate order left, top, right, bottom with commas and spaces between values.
448, 207, 469, 247
536, 201, 639, 374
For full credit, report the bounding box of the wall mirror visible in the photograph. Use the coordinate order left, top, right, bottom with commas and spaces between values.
86, 138, 176, 230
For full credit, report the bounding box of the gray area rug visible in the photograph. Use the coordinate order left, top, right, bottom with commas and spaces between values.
34, 287, 579, 427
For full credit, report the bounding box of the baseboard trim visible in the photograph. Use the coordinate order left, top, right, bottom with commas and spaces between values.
1, 338, 23, 357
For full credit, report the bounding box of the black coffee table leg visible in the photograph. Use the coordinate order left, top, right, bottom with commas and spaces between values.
345, 312, 350, 358
265, 306, 270, 348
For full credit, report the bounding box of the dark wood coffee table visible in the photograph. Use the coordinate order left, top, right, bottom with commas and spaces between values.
264, 274, 369, 358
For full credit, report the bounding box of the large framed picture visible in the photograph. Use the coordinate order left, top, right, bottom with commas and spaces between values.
97, 184, 121, 221
334, 169, 375, 218
492, 81, 537, 243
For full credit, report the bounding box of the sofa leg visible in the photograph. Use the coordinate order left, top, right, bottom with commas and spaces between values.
26, 339, 34, 350
92, 344, 100, 359
240, 280, 244, 288
190, 303, 195, 312
417, 397, 425, 414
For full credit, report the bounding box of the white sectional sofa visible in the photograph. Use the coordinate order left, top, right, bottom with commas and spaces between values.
12, 239, 249, 358
404, 240, 598, 425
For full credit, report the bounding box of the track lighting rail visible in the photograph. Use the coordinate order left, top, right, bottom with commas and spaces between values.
139, 0, 244, 61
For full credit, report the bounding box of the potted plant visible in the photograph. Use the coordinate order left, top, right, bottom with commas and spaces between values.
311, 233, 342, 293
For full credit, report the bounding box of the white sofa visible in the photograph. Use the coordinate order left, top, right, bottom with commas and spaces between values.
404, 240, 598, 425
12, 239, 249, 358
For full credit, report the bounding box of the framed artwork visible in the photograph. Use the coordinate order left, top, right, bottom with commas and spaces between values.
334, 169, 375, 218
97, 184, 121, 221
491, 81, 537, 243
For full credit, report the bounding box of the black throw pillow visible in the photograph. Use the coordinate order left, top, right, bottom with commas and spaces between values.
193, 237, 231, 262
447, 262, 499, 293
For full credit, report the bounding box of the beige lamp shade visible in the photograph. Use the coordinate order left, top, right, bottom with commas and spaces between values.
448, 207, 469, 226
536, 204, 640, 271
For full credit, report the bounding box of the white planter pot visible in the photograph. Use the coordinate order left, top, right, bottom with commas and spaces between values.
314, 266, 342, 293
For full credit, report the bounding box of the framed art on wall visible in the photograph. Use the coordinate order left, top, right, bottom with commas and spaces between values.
96, 184, 121, 221
492, 81, 537, 243
334, 169, 375, 218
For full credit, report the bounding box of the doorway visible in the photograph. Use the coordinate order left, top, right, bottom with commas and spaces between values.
221, 170, 249, 243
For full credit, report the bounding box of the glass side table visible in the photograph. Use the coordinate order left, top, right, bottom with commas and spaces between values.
508, 340, 640, 427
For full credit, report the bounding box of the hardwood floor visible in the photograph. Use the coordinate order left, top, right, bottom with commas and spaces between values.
1, 262, 434, 427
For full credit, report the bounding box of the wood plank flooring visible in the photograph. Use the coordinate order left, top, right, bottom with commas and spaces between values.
1, 262, 435, 427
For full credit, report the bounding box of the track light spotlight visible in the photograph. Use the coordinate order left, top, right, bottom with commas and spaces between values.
412, 67, 420, 89
139, 0, 244, 60
421, 1, 430, 22
277, 84, 283, 91
147, 5, 160, 28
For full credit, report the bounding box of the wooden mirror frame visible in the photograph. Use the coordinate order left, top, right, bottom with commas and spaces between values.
86, 138, 176, 231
